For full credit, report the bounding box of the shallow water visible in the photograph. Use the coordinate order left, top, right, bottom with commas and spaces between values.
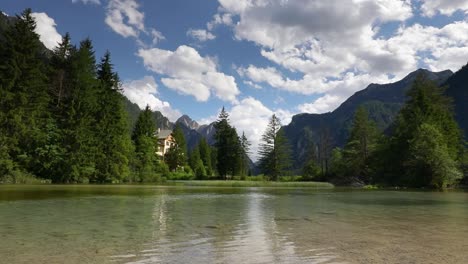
0, 185, 467, 263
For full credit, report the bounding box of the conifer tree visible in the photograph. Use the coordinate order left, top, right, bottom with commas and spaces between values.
258, 114, 292, 181
165, 123, 187, 172
93, 51, 132, 183
239, 132, 251, 179
198, 138, 213, 177
132, 105, 158, 182
214, 107, 241, 179
341, 106, 380, 184
0, 8, 51, 179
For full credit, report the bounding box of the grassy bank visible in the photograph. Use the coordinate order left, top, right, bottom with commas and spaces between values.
165, 180, 334, 188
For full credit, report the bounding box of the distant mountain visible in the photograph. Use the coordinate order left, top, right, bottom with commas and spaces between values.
177, 115, 200, 130
282, 69, 453, 170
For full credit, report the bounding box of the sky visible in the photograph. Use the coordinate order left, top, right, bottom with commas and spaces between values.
2, 0, 468, 159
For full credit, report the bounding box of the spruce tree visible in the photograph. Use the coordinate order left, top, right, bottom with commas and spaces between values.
198, 138, 213, 177
239, 132, 251, 179
258, 114, 292, 181
165, 123, 187, 171
94, 51, 132, 183
0, 9, 51, 179
214, 107, 240, 179
132, 105, 158, 182
341, 106, 380, 184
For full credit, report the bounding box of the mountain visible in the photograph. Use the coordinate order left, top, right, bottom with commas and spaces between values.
282, 69, 453, 170
444, 63, 468, 140
177, 115, 200, 130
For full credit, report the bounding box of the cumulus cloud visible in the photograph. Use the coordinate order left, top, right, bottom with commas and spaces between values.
187, 29, 216, 41
216, 0, 468, 114
420, 0, 468, 17
228, 97, 292, 161
207, 13, 233, 30
105, 0, 145, 38
72, 0, 101, 5
31, 12, 62, 50
138, 45, 240, 102
122, 76, 181, 121
105, 0, 165, 47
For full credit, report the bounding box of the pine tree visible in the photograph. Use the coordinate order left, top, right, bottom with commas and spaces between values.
132, 105, 158, 182
341, 106, 380, 184
93, 51, 132, 183
0, 9, 51, 179
165, 123, 187, 172
258, 114, 292, 181
239, 132, 251, 179
198, 138, 213, 177
214, 107, 240, 179
189, 146, 206, 179
64, 38, 100, 183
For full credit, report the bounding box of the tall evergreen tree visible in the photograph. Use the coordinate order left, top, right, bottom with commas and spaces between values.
132, 105, 158, 182
189, 145, 206, 179
341, 106, 380, 184
258, 114, 292, 181
165, 124, 187, 171
214, 107, 240, 179
93, 51, 132, 183
0, 9, 51, 179
198, 138, 213, 177
239, 132, 251, 179
64, 38, 100, 183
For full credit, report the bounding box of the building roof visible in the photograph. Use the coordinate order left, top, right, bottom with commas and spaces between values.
157, 129, 173, 139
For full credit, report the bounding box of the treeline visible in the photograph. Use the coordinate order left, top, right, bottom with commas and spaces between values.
302, 75, 468, 188
163, 107, 251, 180
0, 9, 253, 183
0, 9, 134, 183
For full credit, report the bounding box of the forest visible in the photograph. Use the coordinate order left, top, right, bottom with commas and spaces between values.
0, 9, 467, 188
0, 9, 252, 184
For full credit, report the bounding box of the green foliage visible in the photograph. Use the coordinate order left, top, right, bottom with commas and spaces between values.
341, 107, 380, 184
198, 138, 213, 177
407, 123, 462, 188
214, 107, 242, 179
258, 114, 292, 181
389, 75, 464, 187
165, 124, 188, 171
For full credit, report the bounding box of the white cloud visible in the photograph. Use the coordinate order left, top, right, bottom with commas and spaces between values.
31, 12, 62, 50
122, 76, 181, 121
105, 0, 144, 38
72, 0, 101, 5
243, 80, 262, 89
216, 0, 468, 114
207, 13, 233, 30
420, 0, 468, 17
297, 94, 342, 114
150, 28, 165, 44
138, 45, 240, 102
229, 97, 292, 161
105, 0, 165, 47
187, 29, 216, 41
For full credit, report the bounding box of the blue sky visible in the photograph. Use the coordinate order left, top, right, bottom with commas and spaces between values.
2, 0, 468, 157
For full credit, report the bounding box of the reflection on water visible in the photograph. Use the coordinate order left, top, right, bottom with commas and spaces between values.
0, 186, 467, 263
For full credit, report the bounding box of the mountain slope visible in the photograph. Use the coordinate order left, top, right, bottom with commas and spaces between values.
282, 69, 453, 170
444, 63, 468, 140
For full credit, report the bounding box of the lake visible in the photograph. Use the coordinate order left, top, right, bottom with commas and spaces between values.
0, 185, 467, 264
